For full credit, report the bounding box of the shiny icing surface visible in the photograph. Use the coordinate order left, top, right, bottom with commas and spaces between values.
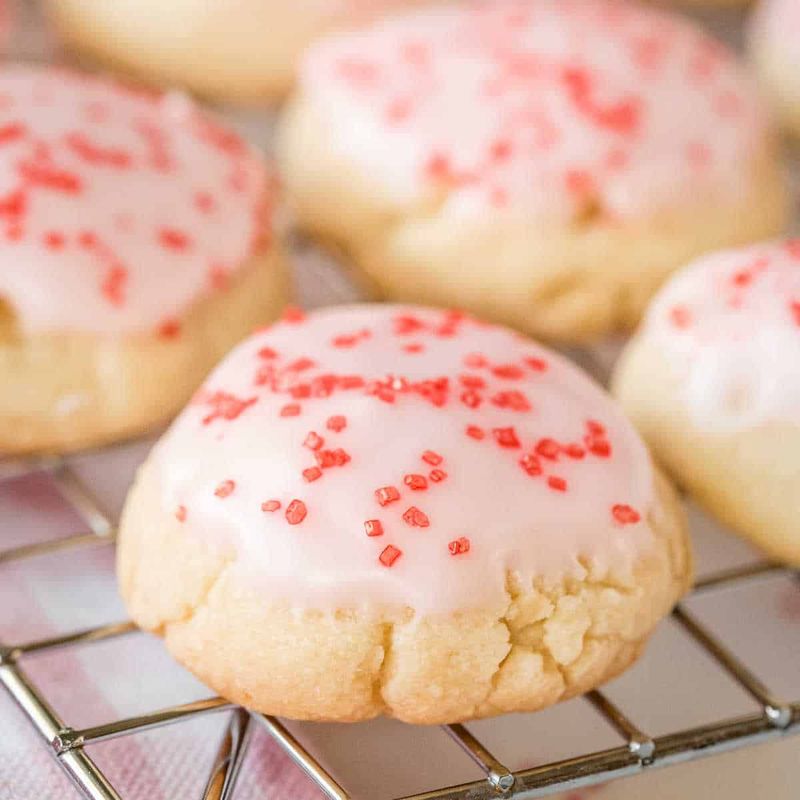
152, 305, 657, 614
751, 0, 800, 68
298, 0, 768, 221
0, 66, 271, 336
643, 240, 800, 432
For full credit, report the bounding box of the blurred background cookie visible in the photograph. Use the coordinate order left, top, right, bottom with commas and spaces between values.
613, 239, 800, 565
44, 0, 435, 104
118, 304, 691, 724
0, 65, 288, 455
749, 0, 800, 138
279, 0, 788, 344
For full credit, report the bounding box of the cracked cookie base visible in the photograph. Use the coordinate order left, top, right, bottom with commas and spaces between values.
0, 247, 289, 456
277, 97, 788, 345
118, 459, 691, 724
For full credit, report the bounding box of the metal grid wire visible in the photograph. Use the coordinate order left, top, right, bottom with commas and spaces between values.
1, 455, 799, 800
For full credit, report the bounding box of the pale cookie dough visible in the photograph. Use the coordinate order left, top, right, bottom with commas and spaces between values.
750, 0, 800, 137
614, 240, 800, 565
118, 305, 691, 724
44, 0, 433, 105
278, 0, 788, 344
0, 66, 288, 455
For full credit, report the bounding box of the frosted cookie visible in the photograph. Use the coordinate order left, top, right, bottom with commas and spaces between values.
118, 304, 691, 724
279, 0, 787, 344
750, 0, 800, 137
0, 66, 288, 455
45, 0, 433, 105
614, 241, 800, 565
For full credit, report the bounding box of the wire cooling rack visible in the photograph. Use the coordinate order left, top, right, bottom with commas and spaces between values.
1, 450, 798, 800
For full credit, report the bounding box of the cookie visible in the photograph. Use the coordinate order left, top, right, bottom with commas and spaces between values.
750, 0, 800, 137
278, 0, 787, 344
613, 240, 800, 565
118, 304, 691, 724
44, 0, 432, 104
0, 66, 288, 455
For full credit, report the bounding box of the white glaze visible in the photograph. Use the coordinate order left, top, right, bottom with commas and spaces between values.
643, 240, 800, 432
151, 305, 657, 615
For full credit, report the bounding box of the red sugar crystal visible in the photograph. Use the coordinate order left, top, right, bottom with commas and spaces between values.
586, 420, 606, 436
612, 504, 641, 525
464, 353, 487, 369
493, 427, 520, 449
287, 357, 315, 372
519, 454, 542, 476
492, 364, 524, 380
43, 230, 65, 250
285, 499, 307, 525
565, 444, 586, 460
282, 306, 306, 324
403, 507, 430, 528
525, 357, 548, 372
535, 438, 561, 460
175, 505, 187, 522
669, 306, 692, 329
422, 451, 443, 466
280, 403, 301, 418
303, 467, 322, 483
403, 343, 424, 353
791, 301, 800, 327
461, 390, 482, 409
364, 519, 384, 537
262, 500, 281, 512
327, 415, 347, 432
158, 227, 191, 251
257, 346, 277, 359
376, 486, 400, 506
466, 425, 485, 440
492, 391, 531, 412
157, 319, 181, 340
429, 469, 447, 482
379, 545, 402, 567
215, 480, 236, 499
547, 476, 567, 492
460, 375, 485, 389
304, 432, 324, 451
585, 437, 611, 458
332, 448, 351, 466
448, 537, 471, 556
404, 474, 428, 491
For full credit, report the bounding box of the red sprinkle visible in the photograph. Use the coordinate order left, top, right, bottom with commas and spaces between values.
429, 469, 447, 482
422, 450, 443, 466
43, 230, 65, 250
304, 432, 324, 451
303, 467, 322, 483
257, 346, 278, 359
375, 486, 401, 506
612, 504, 641, 525
464, 353, 488, 369
448, 537, 471, 556
262, 500, 281, 512
215, 480, 236, 498
535, 438, 561, 461
587, 420, 606, 436
282, 306, 306, 324
492, 364, 524, 380
326, 415, 347, 432
493, 427, 521, 449
466, 425, 485, 440
547, 476, 567, 492
670, 306, 692, 329
175, 505, 187, 522
565, 444, 586, 460
280, 403, 301, 418
157, 318, 181, 340
285, 499, 308, 525
403, 507, 430, 527
461, 390, 482, 409
404, 474, 428, 491
585, 437, 612, 458
379, 545, 402, 567
158, 227, 191, 251
364, 519, 384, 537
519, 454, 542, 476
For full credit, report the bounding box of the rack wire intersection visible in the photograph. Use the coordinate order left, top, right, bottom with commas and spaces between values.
1, 456, 798, 800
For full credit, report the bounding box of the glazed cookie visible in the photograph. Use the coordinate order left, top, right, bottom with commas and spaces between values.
279, 0, 787, 344
118, 305, 691, 724
614, 240, 800, 565
0, 66, 288, 455
750, 0, 800, 137
45, 0, 432, 105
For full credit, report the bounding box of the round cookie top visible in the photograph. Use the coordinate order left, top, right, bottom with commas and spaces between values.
151, 304, 657, 614
642, 240, 800, 431
298, 0, 767, 221
0, 66, 272, 336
